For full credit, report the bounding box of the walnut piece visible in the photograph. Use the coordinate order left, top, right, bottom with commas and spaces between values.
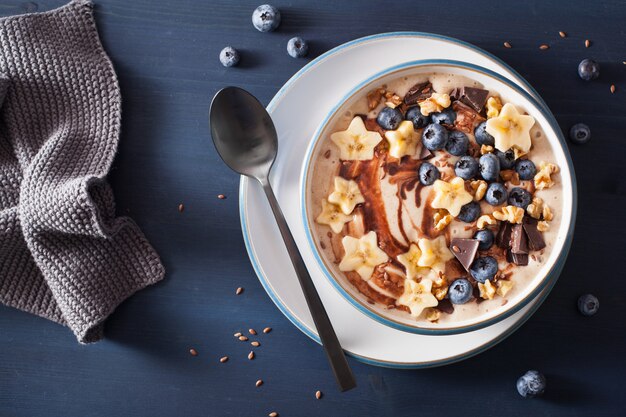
543, 204, 553, 221
425, 308, 441, 322
432, 276, 449, 301
418, 93, 451, 116
537, 220, 550, 232
492, 205, 525, 224
367, 88, 385, 110
526, 197, 544, 219
486, 96, 503, 118
496, 280, 514, 297
433, 210, 453, 231
534, 161, 559, 190
478, 279, 496, 300
480, 144, 494, 155
470, 180, 488, 201
477, 214, 497, 229
500, 169, 520, 185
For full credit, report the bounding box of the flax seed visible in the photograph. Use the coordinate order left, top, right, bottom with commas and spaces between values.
610, 84, 616, 94
234, 332, 242, 337
178, 203, 184, 212
239, 336, 248, 341
268, 413, 278, 417
263, 327, 272, 334
585, 39, 591, 48
559, 31, 567, 38
249, 328, 257, 335
220, 356, 228, 363
189, 348, 198, 356
248, 351, 255, 360
235, 287, 244, 295
251, 341, 260, 347
503, 41, 512, 48
539, 44, 549, 50
217, 194, 226, 199
315, 390, 322, 399
256, 379, 264, 387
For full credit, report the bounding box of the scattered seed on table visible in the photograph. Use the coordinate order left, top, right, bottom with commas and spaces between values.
249, 328, 257, 335
585, 39, 591, 48
315, 390, 323, 399
234, 332, 242, 338
217, 194, 226, 199
503, 41, 512, 48
248, 351, 255, 360
610, 84, 616, 94
263, 327, 272, 334
220, 356, 229, 363
559, 31, 567, 38
178, 203, 184, 212
235, 287, 244, 295
268, 412, 278, 417
539, 44, 549, 50
251, 341, 260, 347
189, 348, 198, 356
239, 336, 249, 341
256, 379, 264, 387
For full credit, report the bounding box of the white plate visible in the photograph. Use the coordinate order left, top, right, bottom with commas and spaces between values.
239, 32, 564, 368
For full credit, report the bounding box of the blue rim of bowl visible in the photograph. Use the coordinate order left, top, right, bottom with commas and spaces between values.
301, 59, 576, 335
239, 32, 577, 368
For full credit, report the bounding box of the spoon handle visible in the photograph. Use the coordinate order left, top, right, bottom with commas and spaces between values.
260, 178, 356, 392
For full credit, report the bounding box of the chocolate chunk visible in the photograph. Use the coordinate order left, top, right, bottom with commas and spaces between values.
449, 87, 462, 101
461, 87, 489, 113
452, 101, 485, 134
510, 224, 529, 254
450, 238, 480, 271
419, 144, 434, 160
404, 82, 433, 105
496, 222, 513, 249
523, 217, 546, 251
507, 249, 529, 266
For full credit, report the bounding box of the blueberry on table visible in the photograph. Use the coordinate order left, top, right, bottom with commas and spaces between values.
474, 121, 495, 146
495, 149, 515, 170
474, 229, 494, 251
418, 162, 440, 186
430, 108, 456, 125
578, 294, 599, 316
287, 37, 309, 58
515, 159, 536, 180
219, 46, 240, 67
578, 58, 600, 81
422, 123, 449, 151
448, 278, 473, 304
454, 156, 479, 180
508, 187, 532, 209
252, 4, 281, 32
376, 106, 403, 130
569, 123, 591, 145
479, 153, 500, 182
406, 106, 430, 129
516, 370, 546, 398
485, 182, 508, 206
457, 201, 481, 223
469, 256, 498, 283
445, 131, 469, 156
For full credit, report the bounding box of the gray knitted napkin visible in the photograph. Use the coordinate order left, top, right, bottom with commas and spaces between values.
0, 0, 165, 343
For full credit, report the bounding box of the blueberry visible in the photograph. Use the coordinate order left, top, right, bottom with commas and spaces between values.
287, 37, 309, 58
457, 201, 481, 223
474, 229, 494, 251
485, 182, 508, 206
578, 58, 600, 81
219, 46, 240, 67
422, 123, 449, 151
469, 256, 498, 283
569, 123, 591, 145
454, 156, 479, 180
406, 106, 430, 129
474, 121, 495, 146
252, 4, 281, 32
577, 294, 599, 316
508, 187, 532, 209
418, 162, 440, 186
431, 108, 456, 125
516, 370, 546, 398
495, 149, 516, 170
515, 159, 536, 180
448, 278, 473, 304
479, 153, 500, 182
445, 131, 469, 156
377, 107, 403, 130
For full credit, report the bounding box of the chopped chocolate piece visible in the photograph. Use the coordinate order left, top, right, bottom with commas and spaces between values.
435, 298, 455, 314
404, 81, 433, 105
461, 87, 489, 112
523, 217, 547, 251
452, 101, 485, 133
419, 144, 434, 160
496, 222, 513, 249
448, 87, 462, 101
507, 249, 529, 266
510, 224, 529, 254
450, 238, 480, 271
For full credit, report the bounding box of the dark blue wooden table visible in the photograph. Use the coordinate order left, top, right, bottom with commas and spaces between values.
1, 1, 624, 416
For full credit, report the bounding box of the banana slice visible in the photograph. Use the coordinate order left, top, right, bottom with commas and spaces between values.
339, 231, 389, 281
485, 103, 535, 153
328, 176, 365, 215
431, 177, 473, 217
397, 243, 433, 281
315, 199, 351, 233
417, 236, 454, 274
330, 116, 383, 160
397, 278, 438, 318
384, 120, 420, 159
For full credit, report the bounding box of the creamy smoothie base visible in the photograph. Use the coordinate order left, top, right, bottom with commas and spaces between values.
308, 72, 562, 325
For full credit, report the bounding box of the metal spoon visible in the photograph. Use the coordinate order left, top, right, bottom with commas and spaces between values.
209, 86, 356, 392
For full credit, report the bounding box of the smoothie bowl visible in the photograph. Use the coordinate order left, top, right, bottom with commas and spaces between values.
301, 60, 575, 335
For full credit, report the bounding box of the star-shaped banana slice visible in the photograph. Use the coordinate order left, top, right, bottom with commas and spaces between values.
485, 103, 535, 153
397, 278, 439, 318
384, 120, 420, 159
431, 177, 473, 217
330, 116, 383, 160
397, 243, 432, 281
328, 176, 365, 215
315, 199, 352, 233
417, 236, 454, 274
339, 231, 389, 281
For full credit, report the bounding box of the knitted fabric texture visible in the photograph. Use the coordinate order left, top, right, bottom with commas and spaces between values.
0, 0, 165, 343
